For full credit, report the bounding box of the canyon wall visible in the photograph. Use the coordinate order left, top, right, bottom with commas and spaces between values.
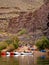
0, 1, 49, 42
8, 1, 49, 39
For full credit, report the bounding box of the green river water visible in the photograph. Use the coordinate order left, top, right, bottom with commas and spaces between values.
0, 55, 49, 65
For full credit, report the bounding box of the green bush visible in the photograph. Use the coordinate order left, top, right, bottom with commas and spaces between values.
0, 36, 19, 51
0, 42, 8, 51
5, 39, 13, 45
7, 44, 15, 52
36, 36, 49, 50
11, 36, 19, 49
5, 36, 19, 49
18, 29, 26, 35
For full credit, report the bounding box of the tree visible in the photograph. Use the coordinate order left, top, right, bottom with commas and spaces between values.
36, 36, 49, 50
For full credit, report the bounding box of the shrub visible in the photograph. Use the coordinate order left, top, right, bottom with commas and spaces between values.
0, 36, 20, 52
5, 39, 13, 45
11, 36, 19, 49
13, 43, 19, 49
0, 42, 8, 51
7, 44, 15, 52
36, 36, 49, 50
5, 36, 19, 49
18, 29, 26, 35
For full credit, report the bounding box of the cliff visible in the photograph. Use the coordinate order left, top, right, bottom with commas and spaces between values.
0, 0, 49, 43
8, 1, 49, 39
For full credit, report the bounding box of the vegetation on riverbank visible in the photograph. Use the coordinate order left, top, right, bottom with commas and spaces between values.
36, 36, 49, 50
0, 28, 28, 52
0, 35, 49, 52
0, 42, 8, 51
0, 36, 20, 52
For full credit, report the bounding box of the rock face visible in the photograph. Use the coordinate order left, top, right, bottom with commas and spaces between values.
0, 20, 8, 32
33, 1, 49, 39
8, 1, 49, 38
0, 1, 49, 42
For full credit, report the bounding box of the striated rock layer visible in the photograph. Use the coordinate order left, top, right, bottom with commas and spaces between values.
0, 1, 49, 42
8, 1, 49, 38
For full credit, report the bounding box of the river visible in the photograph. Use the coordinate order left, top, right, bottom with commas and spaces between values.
0, 54, 49, 65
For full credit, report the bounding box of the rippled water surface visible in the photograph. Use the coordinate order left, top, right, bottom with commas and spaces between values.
0, 54, 49, 65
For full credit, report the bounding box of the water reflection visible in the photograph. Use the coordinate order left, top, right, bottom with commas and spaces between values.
0, 56, 19, 65
0, 55, 33, 65
18, 55, 33, 65
37, 55, 49, 65
0, 55, 49, 65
